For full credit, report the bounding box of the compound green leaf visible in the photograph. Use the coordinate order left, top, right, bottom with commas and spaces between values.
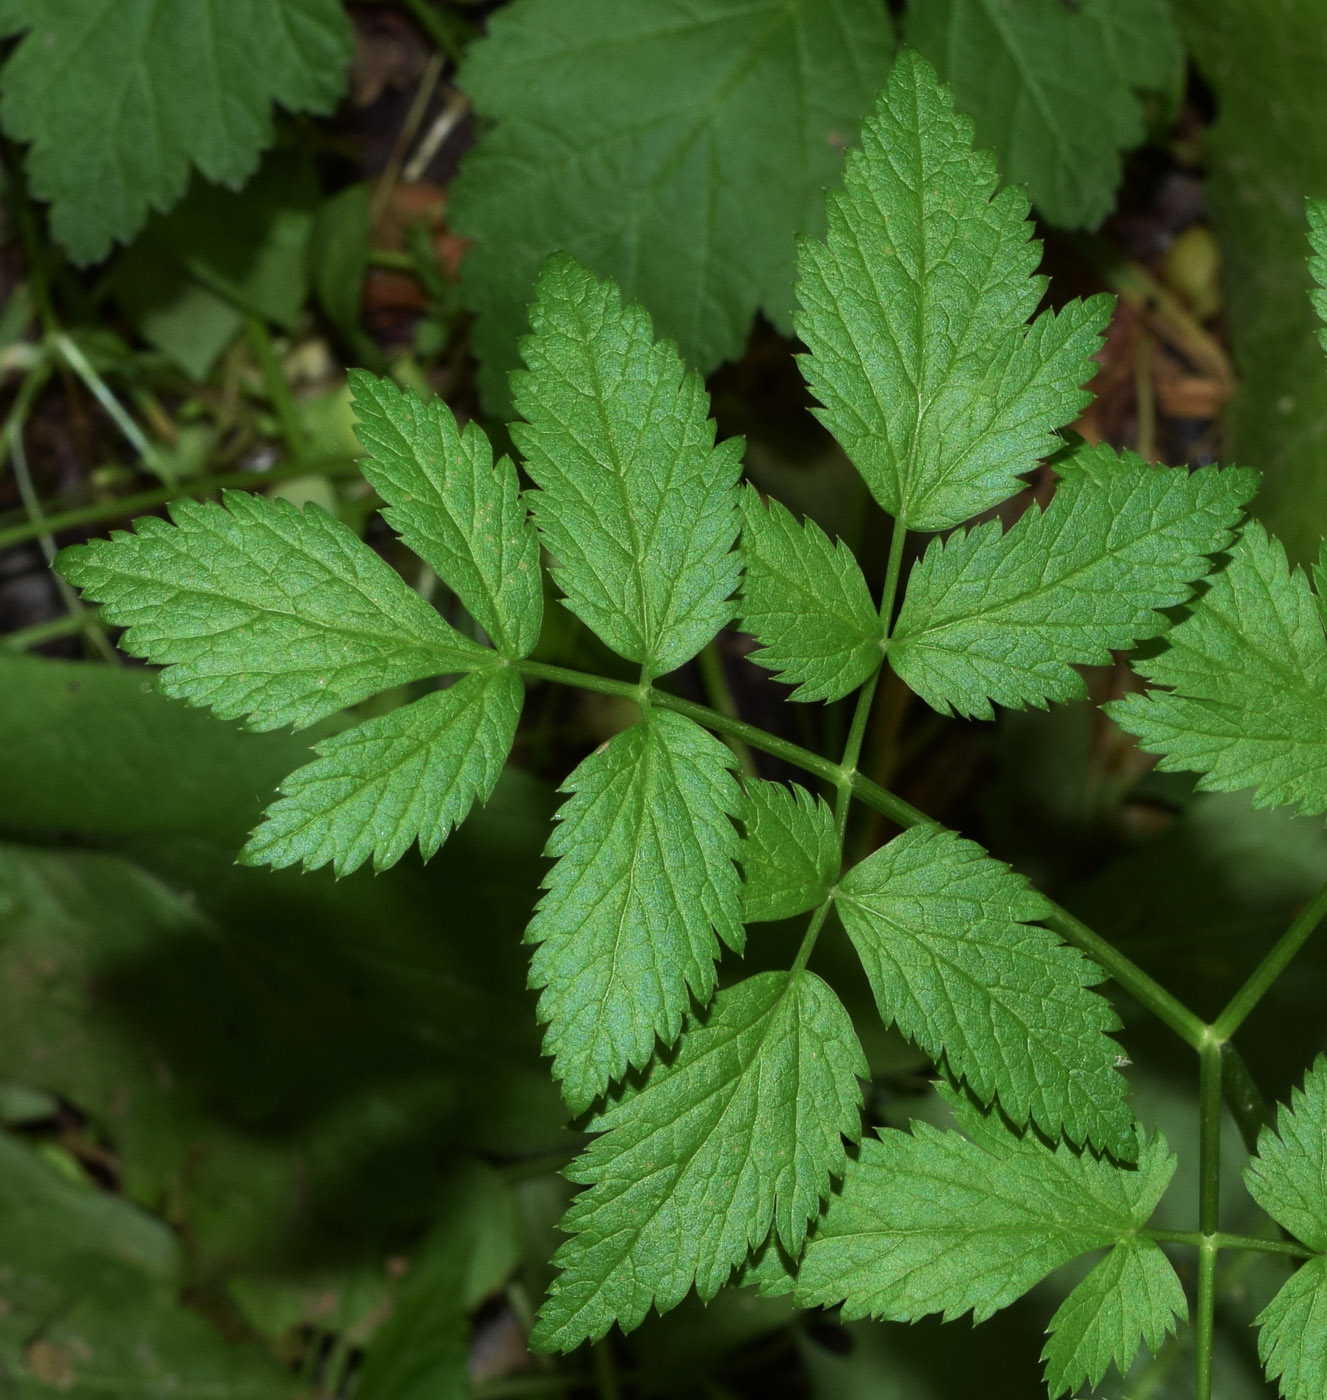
348, 371, 543, 658
533, 970, 865, 1350
513, 256, 742, 679
739, 486, 883, 702
1254, 1256, 1327, 1400
0, 0, 351, 263
741, 779, 837, 924
243, 668, 523, 877
795, 50, 1110, 533
795, 1111, 1174, 1324
1041, 1237, 1187, 1397
1310, 198, 1327, 351
450, 0, 894, 408
890, 446, 1257, 719
527, 709, 744, 1116
1246, 1055, 1327, 1254
907, 0, 1184, 229
835, 824, 1132, 1155
57, 491, 489, 732
1107, 524, 1327, 816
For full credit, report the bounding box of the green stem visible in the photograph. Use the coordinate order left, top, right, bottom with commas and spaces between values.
1143, 1228, 1311, 1259
696, 640, 757, 776
52, 332, 171, 482
245, 317, 307, 460
516, 658, 1209, 1053
400, 0, 467, 64
3, 610, 108, 650
1194, 1036, 1224, 1400
591, 1340, 621, 1400
1195, 1238, 1217, 1400
0, 455, 364, 552
1213, 876, 1327, 1041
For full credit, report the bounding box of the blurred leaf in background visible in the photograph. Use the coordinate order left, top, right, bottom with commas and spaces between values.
1173, 0, 1327, 565
449, 0, 895, 409
906, 0, 1184, 228
0, 0, 352, 264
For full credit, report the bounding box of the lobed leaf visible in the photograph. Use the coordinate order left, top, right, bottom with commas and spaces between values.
348, 371, 543, 659
533, 971, 865, 1350
794, 1109, 1174, 1323
740, 779, 838, 924
1107, 523, 1327, 816
1254, 1256, 1327, 1400
738, 486, 883, 702
835, 824, 1133, 1156
795, 49, 1110, 533
0, 0, 351, 264
527, 709, 744, 1115
906, 0, 1184, 229
242, 668, 523, 877
450, 0, 895, 408
1041, 1237, 1187, 1397
56, 491, 489, 732
513, 256, 742, 678
890, 446, 1257, 719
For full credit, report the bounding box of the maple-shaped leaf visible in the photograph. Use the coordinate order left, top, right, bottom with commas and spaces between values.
526, 710, 744, 1115
1107, 523, 1327, 816
907, 0, 1184, 229
795, 49, 1110, 532
512, 255, 742, 680
835, 824, 1133, 1156
0, 0, 352, 263
55, 491, 490, 732
450, 0, 895, 408
890, 445, 1256, 719
533, 971, 865, 1350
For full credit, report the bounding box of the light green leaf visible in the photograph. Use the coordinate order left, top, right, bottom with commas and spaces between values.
741, 779, 837, 924
906, 0, 1184, 229
57, 492, 489, 732
0, 0, 352, 264
533, 971, 865, 1351
348, 371, 543, 658
1107, 523, 1327, 816
1254, 1256, 1327, 1400
1310, 198, 1327, 351
1041, 1237, 1187, 1397
890, 446, 1257, 719
243, 669, 523, 877
450, 0, 894, 408
512, 255, 742, 678
795, 49, 1110, 533
738, 486, 883, 702
835, 824, 1132, 1155
1245, 1055, 1327, 1254
795, 1110, 1174, 1324
527, 709, 744, 1115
